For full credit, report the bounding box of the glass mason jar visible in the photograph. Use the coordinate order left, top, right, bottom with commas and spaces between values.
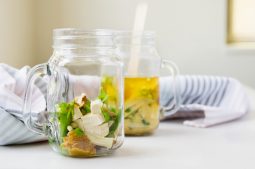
115, 31, 180, 135
23, 29, 124, 157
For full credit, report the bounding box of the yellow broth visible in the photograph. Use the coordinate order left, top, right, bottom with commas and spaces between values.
124, 77, 160, 135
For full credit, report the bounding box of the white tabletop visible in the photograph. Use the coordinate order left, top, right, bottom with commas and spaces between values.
1, 86, 255, 169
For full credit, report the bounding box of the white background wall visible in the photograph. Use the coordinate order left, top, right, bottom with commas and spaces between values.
0, 0, 35, 67
1, 0, 255, 87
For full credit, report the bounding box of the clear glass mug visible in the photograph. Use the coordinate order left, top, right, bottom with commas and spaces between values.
23, 29, 124, 157
115, 31, 180, 135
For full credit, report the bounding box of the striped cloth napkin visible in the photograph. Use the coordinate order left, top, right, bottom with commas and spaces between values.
0, 64, 250, 145
0, 64, 46, 145
160, 76, 250, 127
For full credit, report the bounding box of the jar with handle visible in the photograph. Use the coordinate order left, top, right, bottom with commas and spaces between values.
115, 31, 181, 135
23, 29, 124, 157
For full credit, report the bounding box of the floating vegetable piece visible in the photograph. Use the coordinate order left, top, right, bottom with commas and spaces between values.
74, 128, 84, 136
62, 130, 96, 156
108, 109, 121, 137
90, 99, 103, 114
98, 88, 108, 103
71, 122, 78, 128
74, 119, 84, 131
86, 133, 114, 149
108, 120, 114, 127
57, 102, 74, 137
80, 99, 91, 115
84, 123, 109, 137
101, 76, 118, 106
81, 113, 104, 127
67, 125, 73, 131
75, 93, 87, 107
73, 106, 83, 121
102, 110, 111, 122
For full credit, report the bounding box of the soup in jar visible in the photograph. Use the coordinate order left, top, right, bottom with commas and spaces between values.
124, 77, 160, 135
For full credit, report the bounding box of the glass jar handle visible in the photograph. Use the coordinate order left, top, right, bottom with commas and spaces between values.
23, 63, 48, 135
160, 59, 181, 119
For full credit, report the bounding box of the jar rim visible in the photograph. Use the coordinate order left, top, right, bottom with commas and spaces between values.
114, 31, 156, 46
53, 28, 116, 39
52, 28, 116, 49
53, 28, 156, 38
114, 30, 156, 38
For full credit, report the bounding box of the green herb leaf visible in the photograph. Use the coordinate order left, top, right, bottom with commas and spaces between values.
107, 109, 121, 137
110, 106, 117, 114
125, 107, 132, 113
142, 119, 150, 126
102, 110, 111, 122
98, 89, 109, 103
80, 100, 91, 115
140, 89, 153, 98
57, 102, 74, 137
74, 128, 84, 136
124, 108, 139, 119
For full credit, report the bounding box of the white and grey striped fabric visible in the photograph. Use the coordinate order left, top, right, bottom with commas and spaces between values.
160, 76, 250, 127
0, 107, 45, 145
0, 64, 46, 145
0, 64, 250, 145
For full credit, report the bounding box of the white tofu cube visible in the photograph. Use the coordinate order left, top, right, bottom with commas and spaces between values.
90, 99, 103, 114
81, 113, 104, 127
74, 119, 84, 131
75, 93, 87, 107
73, 106, 83, 121
87, 133, 114, 149
84, 123, 109, 137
